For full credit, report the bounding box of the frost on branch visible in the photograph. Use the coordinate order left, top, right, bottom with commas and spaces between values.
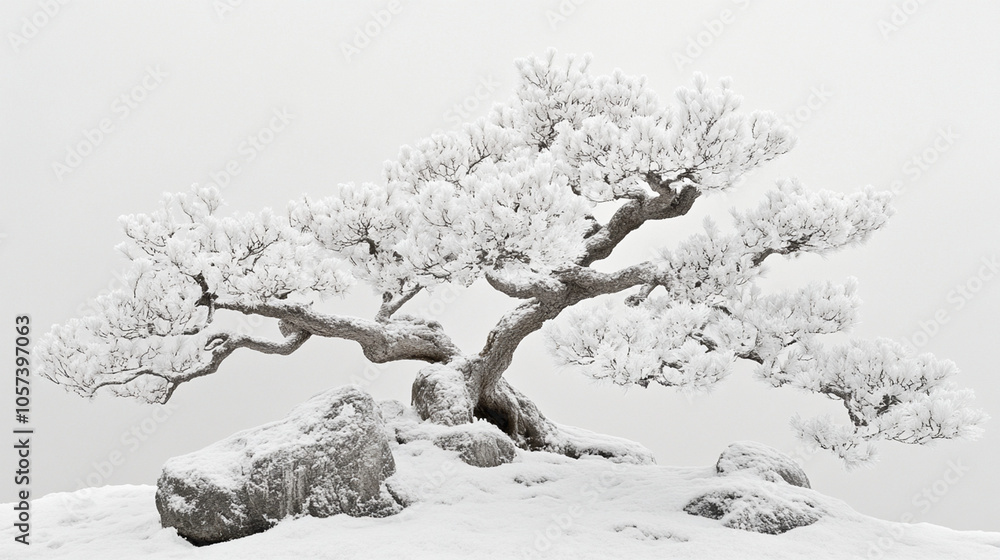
546, 182, 987, 466
288, 53, 794, 298
289, 153, 594, 292
34, 52, 985, 466
36, 186, 344, 402
496, 52, 794, 196
116, 187, 351, 307
781, 339, 988, 468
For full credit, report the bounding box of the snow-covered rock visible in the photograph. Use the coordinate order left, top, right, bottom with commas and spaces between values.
155, 385, 401, 545
386, 402, 517, 467
684, 482, 823, 534
7, 453, 1000, 559
433, 422, 518, 467
715, 440, 810, 488
547, 422, 657, 465
411, 364, 474, 426
5, 400, 1000, 559
684, 441, 818, 534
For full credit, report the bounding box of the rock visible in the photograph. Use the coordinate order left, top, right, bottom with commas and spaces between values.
684, 483, 822, 534
378, 399, 408, 422
551, 423, 657, 465
432, 422, 517, 467
411, 364, 474, 426
715, 441, 810, 488
156, 385, 401, 545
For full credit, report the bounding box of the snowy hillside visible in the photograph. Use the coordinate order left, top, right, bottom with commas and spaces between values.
3, 421, 998, 560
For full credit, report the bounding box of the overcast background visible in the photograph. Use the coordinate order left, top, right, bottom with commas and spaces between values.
1, 0, 998, 533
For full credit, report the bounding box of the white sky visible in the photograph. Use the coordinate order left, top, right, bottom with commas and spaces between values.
1, 0, 998, 532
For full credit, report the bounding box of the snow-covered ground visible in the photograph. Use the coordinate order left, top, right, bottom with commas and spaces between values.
4, 424, 998, 560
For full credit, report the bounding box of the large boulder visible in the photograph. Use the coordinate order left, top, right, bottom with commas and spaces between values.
156, 385, 401, 545
715, 441, 810, 488
433, 421, 517, 468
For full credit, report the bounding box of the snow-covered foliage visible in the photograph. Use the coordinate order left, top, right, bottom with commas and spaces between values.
35, 188, 349, 403
544, 182, 986, 466
783, 339, 987, 467
35, 51, 985, 467
289, 51, 792, 291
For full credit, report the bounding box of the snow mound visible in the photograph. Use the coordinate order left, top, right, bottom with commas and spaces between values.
4, 406, 999, 559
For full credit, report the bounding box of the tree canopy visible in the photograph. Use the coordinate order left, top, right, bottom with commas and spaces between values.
37, 52, 987, 467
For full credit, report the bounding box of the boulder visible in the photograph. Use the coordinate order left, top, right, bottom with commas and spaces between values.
156, 385, 401, 545
715, 441, 810, 488
411, 364, 474, 426
684, 484, 822, 534
433, 422, 517, 468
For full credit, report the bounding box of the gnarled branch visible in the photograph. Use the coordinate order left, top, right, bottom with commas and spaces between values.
216, 299, 462, 365
476, 260, 667, 390
581, 183, 700, 266
86, 329, 312, 403
484, 269, 563, 300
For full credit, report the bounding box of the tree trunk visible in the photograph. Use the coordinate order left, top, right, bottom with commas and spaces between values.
410, 357, 555, 449
473, 375, 555, 451
407, 187, 705, 462
411, 357, 655, 464
410, 274, 663, 464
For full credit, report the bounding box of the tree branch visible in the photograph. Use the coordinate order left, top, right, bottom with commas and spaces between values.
553, 262, 661, 293
624, 284, 656, 307
580, 183, 700, 266
475, 261, 664, 391
484, 269, 562, 300
749, 239, 807, 268
216, 300, 462, 364
86, 329, 312, 403
376, 285, 422, 321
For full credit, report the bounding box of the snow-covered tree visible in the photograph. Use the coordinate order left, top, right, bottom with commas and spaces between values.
37, 52, 986, 466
